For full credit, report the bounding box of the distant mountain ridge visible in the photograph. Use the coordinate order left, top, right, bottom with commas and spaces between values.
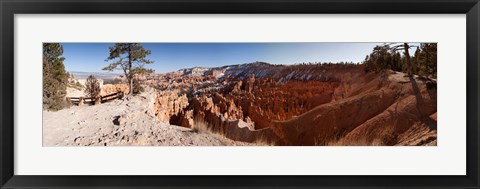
170, 61, 358, 82
69, 71, 122, 80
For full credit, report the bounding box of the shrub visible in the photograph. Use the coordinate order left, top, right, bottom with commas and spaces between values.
84, 75, 101, 98
191, 118, 210, 133
132, 79, 144, 94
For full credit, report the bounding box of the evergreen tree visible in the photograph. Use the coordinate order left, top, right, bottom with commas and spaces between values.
84, 75, 101, 98
391, 51, 402, 72
363, 43, 437, 78
419, 43, 437, 78
414, 47, 423, 76
387, 43, 416, 76
363, 45, 393, 72
401, 43, 414, 76
103, 43, 154, 95
43, 43, 68, 110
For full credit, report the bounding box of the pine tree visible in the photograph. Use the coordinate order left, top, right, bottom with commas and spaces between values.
382, 43, 416, 76
414, 47, 424, 76
402, 43, 414, 76
103, 43, 154, 95
363, 45, 392, 73
84, 75, 101, 98
391, 51, 402, 72
421, 43, 437, 78
43, 43, 68, 110
363, 43, 436, 78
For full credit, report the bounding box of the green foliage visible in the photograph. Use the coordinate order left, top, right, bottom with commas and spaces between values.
415, 43, 437, 78
364, 43, 437, 78
363, 45, 396, 73
84, 75, 101, 98
43, 43, 68, 111
103, 43, 154, 95
103, 78, 123, 85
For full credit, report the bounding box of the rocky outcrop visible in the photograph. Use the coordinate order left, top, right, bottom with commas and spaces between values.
337, 76, 437, 146
56, 62, 438, 146
245, 74, 255, 93
214, 79, 338, 129
154, 90, 192, 127
270, 88, 398, 145
191, 94, 277, 143
133, 63, 437, 146
101, 84, 129, 96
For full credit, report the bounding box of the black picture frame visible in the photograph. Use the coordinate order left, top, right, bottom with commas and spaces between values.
1, 0, 479, 188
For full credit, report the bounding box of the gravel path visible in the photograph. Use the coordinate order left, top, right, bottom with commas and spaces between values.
43, 91, 251, 146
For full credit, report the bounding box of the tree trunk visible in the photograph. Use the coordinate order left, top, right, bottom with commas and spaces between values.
425, 49, 430, 77
128, 44, 133, 95
403, 43, 413, 76
130, 78, 133, 95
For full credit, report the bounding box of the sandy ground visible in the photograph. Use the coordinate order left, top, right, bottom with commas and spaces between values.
66, 87, 84, 97
43, 90, 252, 146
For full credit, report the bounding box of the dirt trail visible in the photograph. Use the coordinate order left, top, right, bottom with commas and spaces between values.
43, 87, 252, 146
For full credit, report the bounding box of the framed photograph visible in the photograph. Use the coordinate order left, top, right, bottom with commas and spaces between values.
1, 0, 479, 188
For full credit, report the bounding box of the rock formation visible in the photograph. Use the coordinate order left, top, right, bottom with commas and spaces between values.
101, 84, 129, 96
159, 63, 437, 146
154, 90, 192, 127
56, 62, 437, 146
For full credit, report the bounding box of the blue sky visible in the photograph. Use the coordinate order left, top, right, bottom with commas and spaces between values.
61, 43, 384, 74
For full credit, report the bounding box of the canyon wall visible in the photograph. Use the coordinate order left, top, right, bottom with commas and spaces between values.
101, 84, 129, 96
153, 90, 192, 128
147, 63, 437, 146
